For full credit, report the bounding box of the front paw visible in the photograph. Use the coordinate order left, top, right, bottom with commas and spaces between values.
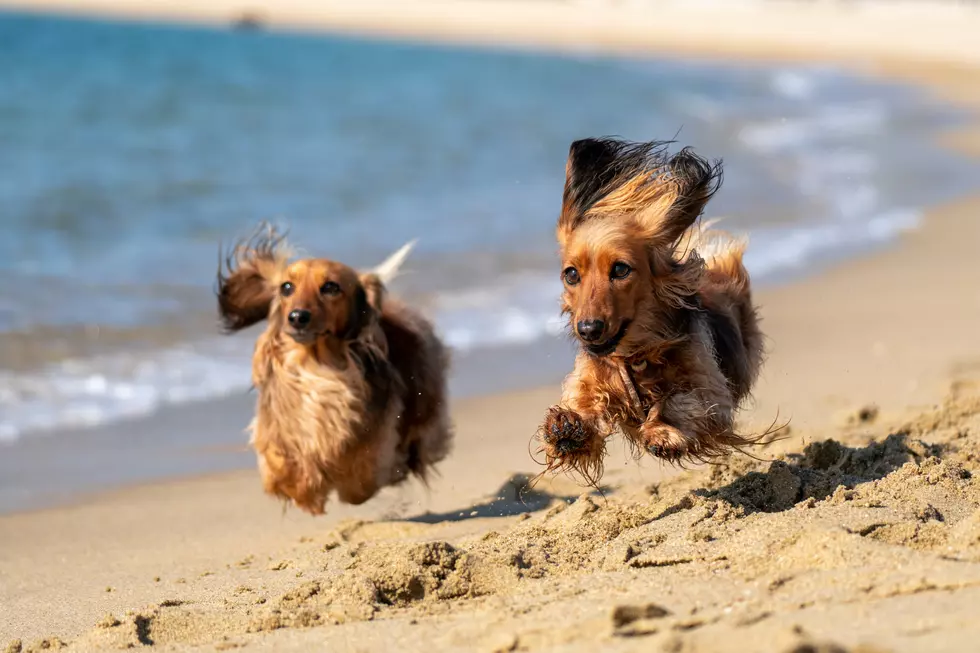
541, 406, 593, 457
639, 421, 692, 462
538, 406, 607, 484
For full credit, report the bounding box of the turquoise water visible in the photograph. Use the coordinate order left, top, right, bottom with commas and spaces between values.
0, 11, 977, 442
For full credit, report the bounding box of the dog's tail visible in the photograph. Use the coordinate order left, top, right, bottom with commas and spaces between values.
685, 219, 764, 398
678, 218, 750, 289
372, 239, 417, 285
702, 234, 749, 290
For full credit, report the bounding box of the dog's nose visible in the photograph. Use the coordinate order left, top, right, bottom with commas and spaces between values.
576, 319, 605, 342
288, 309, 312, 329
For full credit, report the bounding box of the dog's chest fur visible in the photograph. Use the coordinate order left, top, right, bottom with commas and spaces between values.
616, 311, 718, 422
249, 336, 370, 463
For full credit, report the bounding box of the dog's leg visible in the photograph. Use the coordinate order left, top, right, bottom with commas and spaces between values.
333, 440, 386, 505
335, 480, 379, 506
639, 317, 742, 462
539, 362, 613, 483
256, 446, 331, 515
639, 390, 735, 462
541, 404, 603, 459
636, 397, 698, 461
333, 399, 403, 505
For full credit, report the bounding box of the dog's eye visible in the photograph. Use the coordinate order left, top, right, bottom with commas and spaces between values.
563, 267, 580, 286
320, 281, 341, 296
280, 282, 294, 297
611, 262, 632, 280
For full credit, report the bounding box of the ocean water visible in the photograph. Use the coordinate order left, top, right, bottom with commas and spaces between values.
0, 12, 977, 444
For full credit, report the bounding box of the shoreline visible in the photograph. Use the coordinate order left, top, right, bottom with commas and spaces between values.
2, 4, 980, 650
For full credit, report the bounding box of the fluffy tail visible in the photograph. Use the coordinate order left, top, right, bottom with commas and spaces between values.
702, 235, 749, 289
684, 219, 764, 401
372, 239, 417, 285
679, 218, 749, 288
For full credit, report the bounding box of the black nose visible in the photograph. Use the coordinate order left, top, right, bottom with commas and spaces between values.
288, 309, 312, 329
576, 319, 605, 342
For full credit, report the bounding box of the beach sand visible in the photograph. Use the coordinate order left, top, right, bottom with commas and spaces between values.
2, 2, 980, 651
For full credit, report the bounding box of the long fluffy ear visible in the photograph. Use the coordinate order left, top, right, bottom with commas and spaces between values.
342, 272, 393, 344
559, 138, 723, 247
341, 282, 374, 341
559, 138, 622, 232
216, 223, 291, 332
652, 147, 724, 245
558, 138, 671, 234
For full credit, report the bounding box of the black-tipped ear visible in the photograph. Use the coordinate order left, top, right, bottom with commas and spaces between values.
560, 138, 679, 232
565, 139, 621, 198
657, 148, 724, 244
215, 224, 289, 333
560, 138, 623, 229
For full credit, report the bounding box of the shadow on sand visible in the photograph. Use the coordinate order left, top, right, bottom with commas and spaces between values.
405, 473, 609, 524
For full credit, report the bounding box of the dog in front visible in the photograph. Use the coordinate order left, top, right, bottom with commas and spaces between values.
217, 224, 452, 515
538, 138, 769, 484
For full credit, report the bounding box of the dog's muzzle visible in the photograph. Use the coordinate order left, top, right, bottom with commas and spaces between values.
286, 309, 321, 344
288, 309, 312, 329
580, 320, 631, 357
576, 319, 605, 342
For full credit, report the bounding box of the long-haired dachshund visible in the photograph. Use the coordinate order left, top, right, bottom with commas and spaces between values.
217, 224, 453, 515
538, 138, 769, 485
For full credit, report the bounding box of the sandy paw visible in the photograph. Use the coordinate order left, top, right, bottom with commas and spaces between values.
536, 406, 607, 486
542, 406, 595, 457
640, 421, 691, 461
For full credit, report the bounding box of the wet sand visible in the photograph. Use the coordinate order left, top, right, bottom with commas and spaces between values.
2, 2, 980, 652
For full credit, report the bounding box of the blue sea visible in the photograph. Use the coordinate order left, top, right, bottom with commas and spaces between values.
0, 11, 977, 445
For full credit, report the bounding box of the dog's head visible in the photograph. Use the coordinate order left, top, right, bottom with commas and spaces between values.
556, 138, 722, 357
274, 258, 373, 344
216, 224, 381, 346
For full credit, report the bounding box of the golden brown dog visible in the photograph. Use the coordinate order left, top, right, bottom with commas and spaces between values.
538, 138, 769, 484
216, 224, 453, 515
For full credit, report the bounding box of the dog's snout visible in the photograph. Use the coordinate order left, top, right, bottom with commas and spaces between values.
288, 309, 312, 329
576, 319, 605, 342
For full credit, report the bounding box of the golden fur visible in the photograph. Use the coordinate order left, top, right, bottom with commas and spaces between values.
217, 224, 452, 515
538, 138, 771, 484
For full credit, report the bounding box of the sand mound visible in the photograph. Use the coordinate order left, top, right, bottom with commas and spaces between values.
13, 390, 980, 652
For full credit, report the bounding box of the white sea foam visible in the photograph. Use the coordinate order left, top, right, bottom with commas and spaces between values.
738, 101, 887, 153
0, 339, 254, 444
770, 69, 819, 101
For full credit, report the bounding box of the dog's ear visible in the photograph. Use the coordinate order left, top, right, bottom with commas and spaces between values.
563, 140, 722, 247
343, 273, 385, 340
216, 224, 291, 332
645, 148, 723, 246
560, 138, 623, 231
341, 283, 370, 340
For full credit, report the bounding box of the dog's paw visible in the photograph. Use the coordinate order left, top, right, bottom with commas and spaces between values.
541, 405, 595, 456
537, 406, 608, 485
639, 421, 692, 461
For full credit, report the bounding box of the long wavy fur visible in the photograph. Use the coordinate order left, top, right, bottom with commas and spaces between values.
541, 137, 777, 484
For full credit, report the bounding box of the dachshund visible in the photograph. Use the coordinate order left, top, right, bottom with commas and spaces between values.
216, 224, 453, 515
538, 138, 770, 485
